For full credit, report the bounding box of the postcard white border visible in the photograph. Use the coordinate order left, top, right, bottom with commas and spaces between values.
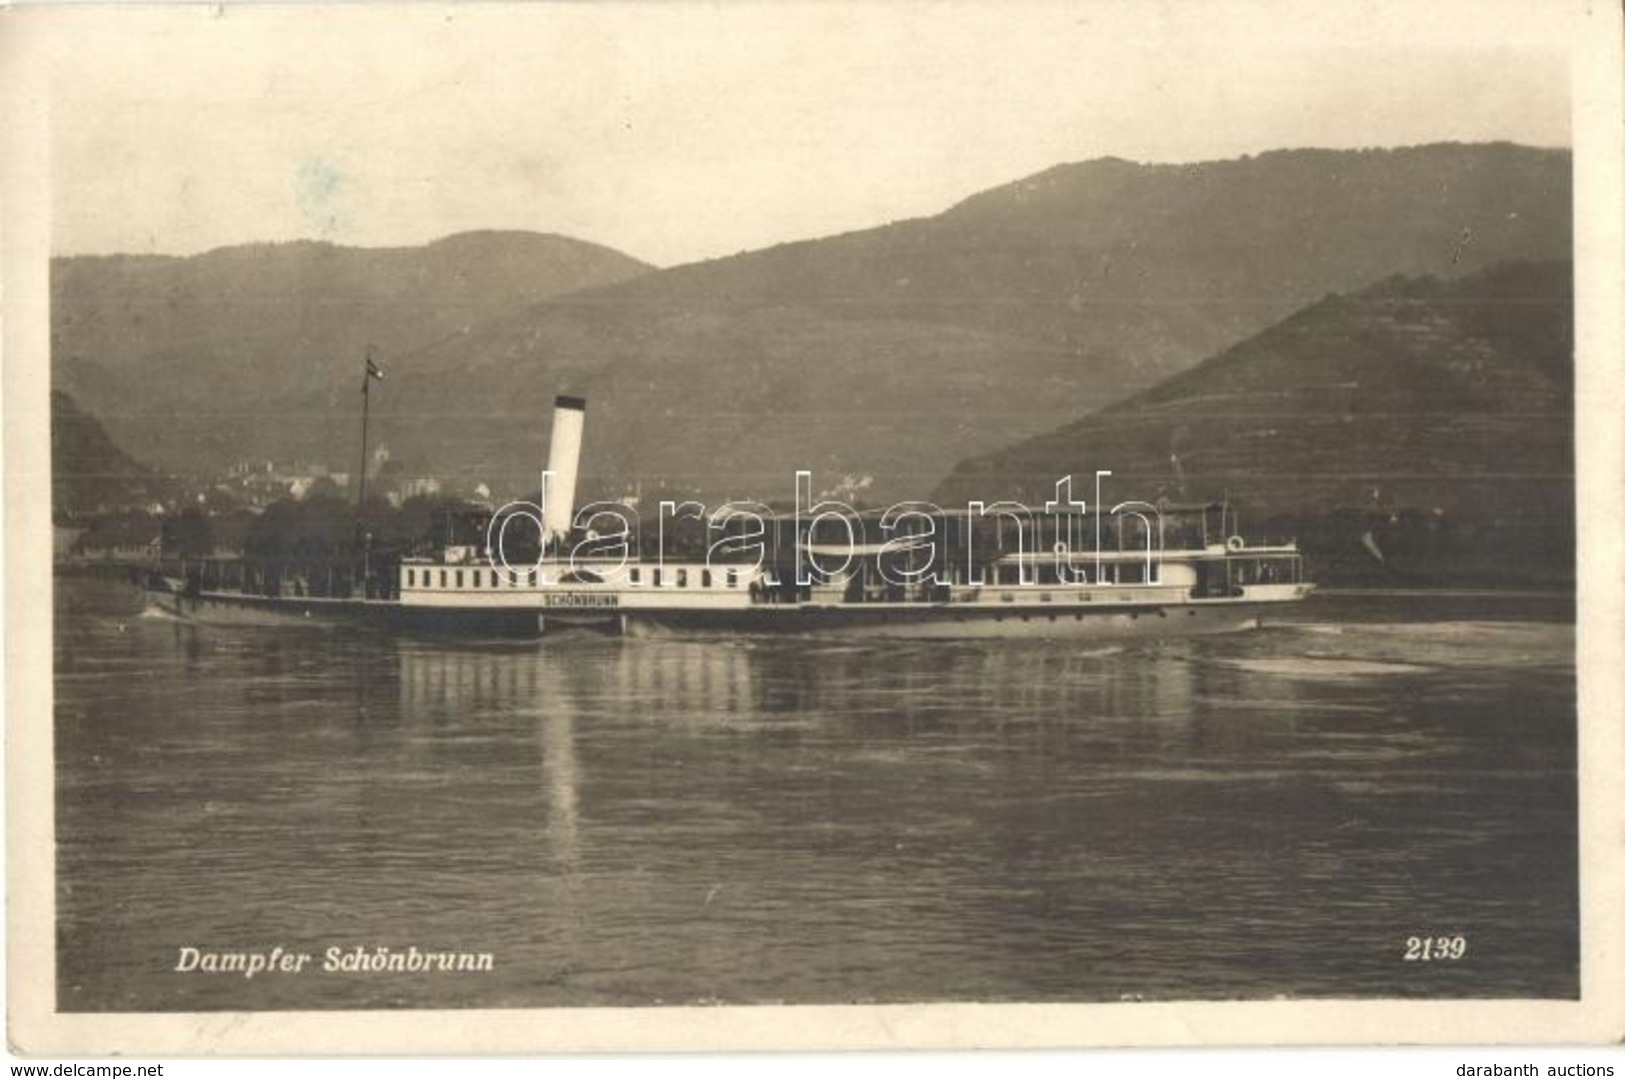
5, 0, 1622, 1055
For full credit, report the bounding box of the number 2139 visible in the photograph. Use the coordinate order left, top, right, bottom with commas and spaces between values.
1404, 935, 1467, 961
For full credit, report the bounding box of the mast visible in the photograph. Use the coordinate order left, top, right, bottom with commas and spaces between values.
355, 346, 384, 595
357, 345, 377, 513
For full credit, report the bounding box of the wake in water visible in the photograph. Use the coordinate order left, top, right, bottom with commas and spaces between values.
1257, 619, 1573, 675
1215, 656, 1435, 679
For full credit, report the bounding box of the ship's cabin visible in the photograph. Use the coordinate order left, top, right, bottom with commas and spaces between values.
742, 501, 1305, 604
394, 499, 1305, 605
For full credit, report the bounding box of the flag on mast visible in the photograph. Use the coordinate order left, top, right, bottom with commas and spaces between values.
365, 356, 386, 382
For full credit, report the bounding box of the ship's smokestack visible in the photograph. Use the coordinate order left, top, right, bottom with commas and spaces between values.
544, 395, 586, 544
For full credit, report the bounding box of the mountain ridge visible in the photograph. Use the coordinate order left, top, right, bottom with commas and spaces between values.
371, 142, 1570, 501
934, 259, 1574, 583
51, 389, 167, 518
52, 143, 1572, 506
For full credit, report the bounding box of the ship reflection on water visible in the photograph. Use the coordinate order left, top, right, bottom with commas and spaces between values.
55, 579, 1577, 1010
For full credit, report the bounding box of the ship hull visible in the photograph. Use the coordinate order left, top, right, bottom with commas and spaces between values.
619, 601, 1272, 639
143, 589, 547, 636
146, 589, 1295, 639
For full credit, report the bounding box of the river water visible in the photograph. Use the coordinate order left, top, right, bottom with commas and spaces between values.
53, 579, 1577, 1010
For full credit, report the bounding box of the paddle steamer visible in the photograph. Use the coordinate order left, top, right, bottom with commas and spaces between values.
148, 397, 1312, 637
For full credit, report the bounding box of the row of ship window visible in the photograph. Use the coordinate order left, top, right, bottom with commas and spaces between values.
401, 564, 1160, 589
403, 566, 742, 589
986, 564, 1157, 585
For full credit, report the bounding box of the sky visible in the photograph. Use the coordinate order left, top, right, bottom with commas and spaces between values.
25, 0, 1575, 267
